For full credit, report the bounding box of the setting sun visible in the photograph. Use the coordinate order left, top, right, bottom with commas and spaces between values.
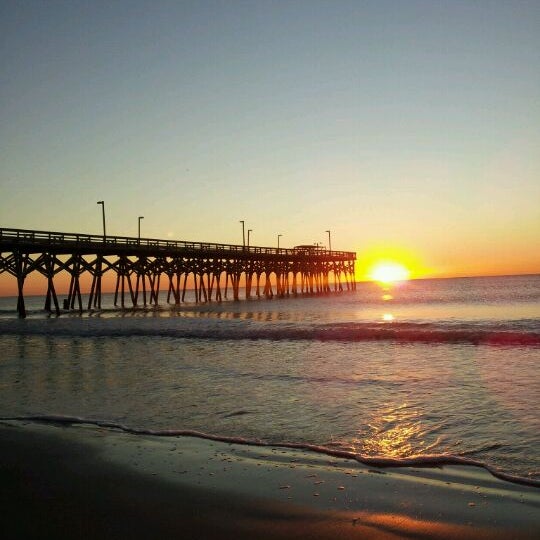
370, 262, 410, 284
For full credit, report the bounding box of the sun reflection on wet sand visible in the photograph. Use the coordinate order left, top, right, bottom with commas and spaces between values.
382, 313, 394, 321
340, 510, 513, 540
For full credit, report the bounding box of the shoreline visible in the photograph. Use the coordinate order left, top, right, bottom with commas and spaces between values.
4, 414, 539, 488
1, 420, 538, 539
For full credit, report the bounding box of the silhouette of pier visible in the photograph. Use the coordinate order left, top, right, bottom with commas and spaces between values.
0, 228, 356, 318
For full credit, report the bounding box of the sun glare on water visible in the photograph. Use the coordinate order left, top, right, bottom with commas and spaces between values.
370, 262, 410, 284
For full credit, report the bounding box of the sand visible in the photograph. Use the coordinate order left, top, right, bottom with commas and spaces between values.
1, 420, 538, 539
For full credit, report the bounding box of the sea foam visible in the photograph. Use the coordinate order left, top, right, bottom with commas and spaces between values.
3, 415, 539, 488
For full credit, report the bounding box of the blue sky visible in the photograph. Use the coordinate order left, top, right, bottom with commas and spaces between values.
1, 1, 539, 277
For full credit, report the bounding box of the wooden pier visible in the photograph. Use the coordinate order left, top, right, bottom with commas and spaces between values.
0, 228, 356, 318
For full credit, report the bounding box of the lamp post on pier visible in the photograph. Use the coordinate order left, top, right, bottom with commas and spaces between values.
138, 216, 144, 242
97, 201, 106, 240
277, 234, 282, 249
240, 220, 245, 247
325, 230, 331, 251
247, 229, 252, 247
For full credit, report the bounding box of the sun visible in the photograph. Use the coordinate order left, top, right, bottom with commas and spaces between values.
369, 262, 410, 284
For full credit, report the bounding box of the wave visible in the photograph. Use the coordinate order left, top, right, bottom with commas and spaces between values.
2, 414, 538, 488
1, 318, 539, 346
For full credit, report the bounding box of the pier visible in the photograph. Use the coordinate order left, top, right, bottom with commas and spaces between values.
0, 228, 356, 318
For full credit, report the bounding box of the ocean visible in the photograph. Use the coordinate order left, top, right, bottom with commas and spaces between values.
0, 274, 539, 483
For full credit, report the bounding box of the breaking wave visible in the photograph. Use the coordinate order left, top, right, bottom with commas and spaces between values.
1, 318, 539, 346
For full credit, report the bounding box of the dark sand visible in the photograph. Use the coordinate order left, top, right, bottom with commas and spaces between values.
1, 421, 539, 539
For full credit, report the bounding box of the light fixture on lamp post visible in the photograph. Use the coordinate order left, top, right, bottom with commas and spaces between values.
247, 229, 252, 247
277, 234, 282, 249
325, 230, 331, 251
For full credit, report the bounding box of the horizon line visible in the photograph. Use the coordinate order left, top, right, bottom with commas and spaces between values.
1, 272, 538, 300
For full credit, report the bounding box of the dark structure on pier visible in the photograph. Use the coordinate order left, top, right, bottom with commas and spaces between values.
0, 228, 356, 318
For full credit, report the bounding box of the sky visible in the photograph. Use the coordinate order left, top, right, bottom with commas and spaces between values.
1, 0, 539, 289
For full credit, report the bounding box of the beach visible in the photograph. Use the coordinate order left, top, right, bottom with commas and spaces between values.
2, 2, 539, 536
1, 420, 538, 539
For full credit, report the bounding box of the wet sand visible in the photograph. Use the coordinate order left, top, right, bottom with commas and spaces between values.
1, 420, 538, 539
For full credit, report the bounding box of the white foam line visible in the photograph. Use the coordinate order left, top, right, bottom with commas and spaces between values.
2, 414, 538, 489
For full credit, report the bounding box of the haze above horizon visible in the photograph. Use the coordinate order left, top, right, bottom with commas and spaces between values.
1, 0, 539, 287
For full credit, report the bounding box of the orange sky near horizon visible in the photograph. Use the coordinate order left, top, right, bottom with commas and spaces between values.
0, 243, 538, 298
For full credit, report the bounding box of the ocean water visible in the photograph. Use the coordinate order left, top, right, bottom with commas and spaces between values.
0, 275, 539, 483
